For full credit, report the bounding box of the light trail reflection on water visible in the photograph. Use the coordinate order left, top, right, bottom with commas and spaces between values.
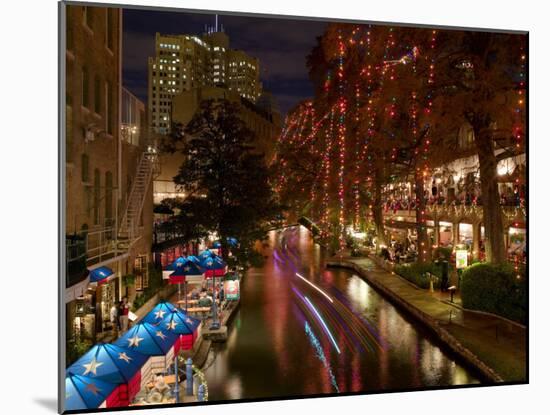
204, 226, 479, 401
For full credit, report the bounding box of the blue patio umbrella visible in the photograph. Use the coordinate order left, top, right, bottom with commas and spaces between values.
169, 259, 205, 283
198, 254, 227, 330
200, 255, 227, 277
197, 249, 218, 261
142, 300, 176, 325
162, 256, 188, 281
66, 343, 148, 384
114, 321, 178, 356
186, 255, 201, 265
212, 237, 238, 248
65, 373, 117, 410
164, 256, 186, 271
169, 258, 205, 309
89, 266, 114, 284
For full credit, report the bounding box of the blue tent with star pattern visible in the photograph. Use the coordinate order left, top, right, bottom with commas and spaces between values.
66, 343, 147, 384
160, 309, 201, 352
199, 254, 227, 278
197, 249, 217, 261
164, 256, 186, 271
162, 256, 187, 280
66, 343, 148, 407
65, 373, 118, 410
186, 255, 201, 264
168, 258, 205, 284
114, 321, 178, 356
141, 300, 176, 325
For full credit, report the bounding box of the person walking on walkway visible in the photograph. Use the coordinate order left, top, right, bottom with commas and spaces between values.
110, 301, 120, 335
119, 297, 130, 333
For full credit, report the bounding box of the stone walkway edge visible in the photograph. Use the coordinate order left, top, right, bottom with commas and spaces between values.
326, 259, 506, 383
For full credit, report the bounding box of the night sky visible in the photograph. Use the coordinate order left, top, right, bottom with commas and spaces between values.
122, 8, 328, 116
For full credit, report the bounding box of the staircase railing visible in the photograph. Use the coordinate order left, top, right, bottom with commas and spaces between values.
118, 149, 158, 245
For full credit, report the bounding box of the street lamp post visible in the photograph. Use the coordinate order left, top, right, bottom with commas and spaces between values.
185, 358, 194, 396
198, 383, 205, 402
210, 275, 220, 330
173, 355, 180, 404
184, 281, 188, 311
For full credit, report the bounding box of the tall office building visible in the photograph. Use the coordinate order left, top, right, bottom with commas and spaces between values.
148, 26, 262, 134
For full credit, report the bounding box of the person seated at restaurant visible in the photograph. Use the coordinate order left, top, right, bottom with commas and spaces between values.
394, 242, 404, 263
381, 247, 392, 261
198, 295, 212, 307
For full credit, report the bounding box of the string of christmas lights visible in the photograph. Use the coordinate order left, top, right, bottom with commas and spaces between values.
353, 26, 373, 230
337, 32, 347, 249
320, 109, 336, 237
417, 29, 437, 258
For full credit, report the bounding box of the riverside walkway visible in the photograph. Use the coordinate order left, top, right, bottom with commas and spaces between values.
326, 256, 526, 383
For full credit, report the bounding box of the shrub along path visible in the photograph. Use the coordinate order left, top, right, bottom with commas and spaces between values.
326, 256, 526, 383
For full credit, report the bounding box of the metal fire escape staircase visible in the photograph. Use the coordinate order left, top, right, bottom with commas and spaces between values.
117, 149, 159, 250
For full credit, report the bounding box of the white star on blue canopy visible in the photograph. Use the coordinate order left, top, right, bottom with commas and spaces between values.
65, 373, 117, 410
142, 300, 176, 325
114, 322, 178, 356
66, 343, 148, 384
161, 309, 201, 335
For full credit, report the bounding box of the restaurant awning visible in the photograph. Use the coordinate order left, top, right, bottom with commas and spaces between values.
89, 266, 115, 285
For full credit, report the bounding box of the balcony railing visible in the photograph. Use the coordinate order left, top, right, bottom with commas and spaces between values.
383, 204, 526, 225
84, 225, 118, 266
74, 219, 123, 267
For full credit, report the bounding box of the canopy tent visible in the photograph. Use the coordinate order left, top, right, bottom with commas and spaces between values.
197, 250, 226, 329
161, 309, 202, 352
168, 259, 205, 284
186, 255, 202, 264
65, 373, 118, 410
89, 266, 115, 285
114, 322, 179, 389
114, 322, 178, 356
66, 343, 148, 406
142, 301, 176, 325
162, 256, 186, 280
197, 249, 217, 261
199, 255, 227, 278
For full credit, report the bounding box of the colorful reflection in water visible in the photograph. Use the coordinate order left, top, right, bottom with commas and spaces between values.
204, 226, 479, 401
304, 321, 339, 392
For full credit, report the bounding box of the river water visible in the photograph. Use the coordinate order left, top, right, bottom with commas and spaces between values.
204, 226, 479, 401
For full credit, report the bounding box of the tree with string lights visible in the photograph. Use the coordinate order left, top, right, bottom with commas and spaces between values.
425, 31, 526, 264
277, 23, 525, 265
